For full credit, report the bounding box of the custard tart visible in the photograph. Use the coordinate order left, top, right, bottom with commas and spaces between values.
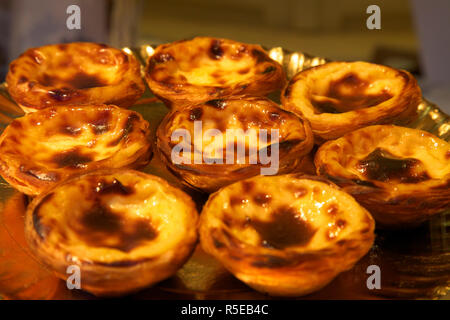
315, 125, 450, 228
6, 42, 145, 113
0, 105, 151, 196
145, 37, 285, 108
199, 174, 375, 296
25, 169, 198, 296
281, 61, 421, 143
156, 96, 314, 192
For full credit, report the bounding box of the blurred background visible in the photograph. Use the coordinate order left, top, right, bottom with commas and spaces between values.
0, 0, 449, 113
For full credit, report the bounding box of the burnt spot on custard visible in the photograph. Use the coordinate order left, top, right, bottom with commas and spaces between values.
327, 204, 339, 216
293, 187, 308, 198
311, 73, 393, 114
212, 236, 225, 249
209, 40, 224, 60
10, 120, 23, 129
229, 196, 248, 207
356, 148, 431, 183
94, 178, 134, 196
18, 76, 28, 84
153, 52, 174, 65
327, 219, 347, 240
222, 214, 234, 228
51, 148, 93, 169
40, 72, 107, 90
205, 99, 227, 110
60, 125, 82, 136
33, 193, 55, 239
89, 109, 112, 135
48, 88, 79, 102
253, 193, 272, 206
67, 72, 106, 89
241, 180, 254, 193
77, 204, 157, 252
250, 206, 317, 249
336, 219, 346, 228
269, 112, 280, 121
189, 108, 203, 121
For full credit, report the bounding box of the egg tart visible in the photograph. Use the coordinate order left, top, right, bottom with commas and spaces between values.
25, 169, 198, 296
0, 105, 151, 196
315, 125, 450, 228
145, 37, 285, 108
281, 61, 421, 143
199, 174, 375, 296
6, 42, 145, 113
156, 96, 314, 192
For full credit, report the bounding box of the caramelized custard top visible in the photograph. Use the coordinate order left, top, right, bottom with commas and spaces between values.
315, 125, 450, 187
0, 105, 151, 195
6, 42, 144, 109
28, 170, 198, 264
201, 174, 374, 260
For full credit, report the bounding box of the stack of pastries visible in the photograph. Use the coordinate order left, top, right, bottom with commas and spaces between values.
0, 37, 448, 297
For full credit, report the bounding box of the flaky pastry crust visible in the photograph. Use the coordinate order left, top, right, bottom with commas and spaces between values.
156, 96, 314, 192
281, 61, 421, 143
0, 105, 152, 195
145, 37, 285, 108
315, 125, 450, 228
6, 42, 145, 113
199, 174, 375, 296
25, 169, 198, 296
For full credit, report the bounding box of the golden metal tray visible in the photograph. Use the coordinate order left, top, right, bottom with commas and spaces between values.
0, 45, 448, 300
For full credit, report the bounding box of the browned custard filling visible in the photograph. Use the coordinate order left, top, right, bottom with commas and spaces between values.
71, 179, 157, 252
356, 148, 430, 183
202, 175, 373, 262
314, 125, 450, 227
157, 96, 313, 192
281, 61, 421, 142
200, 174, 374, 296
33, 177, 159, 254
27, 170, 198, 266
250, 206, 316, 249
219, 191, 354, 255
0, 105, 151, 195
311, 73, 393, 114
6, 42, 144, 112
315, 125, 450, 186
145, 37, 285, 107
